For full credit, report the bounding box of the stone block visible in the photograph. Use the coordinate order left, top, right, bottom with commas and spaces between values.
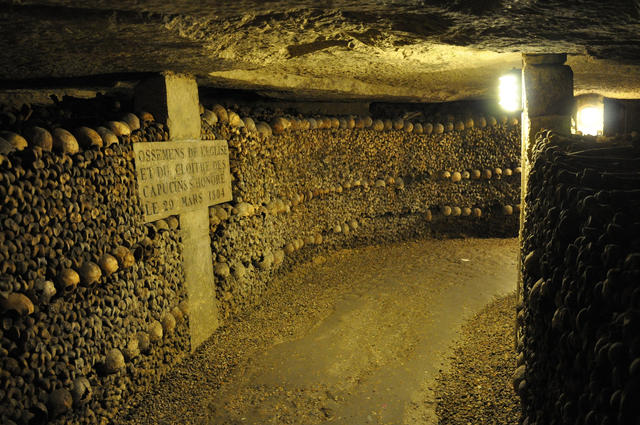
181, 208, 219, 350
523, 65, 573, 118
134, 72, 201, 140
523, 53, 567, 66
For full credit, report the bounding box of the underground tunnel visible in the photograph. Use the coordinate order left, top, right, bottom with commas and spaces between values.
1, 1, 640, 424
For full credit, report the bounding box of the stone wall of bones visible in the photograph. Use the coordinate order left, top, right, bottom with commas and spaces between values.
0, 97, 188, 425
201, 103, 521, 319
517, 130, 640, 425
0, 95, 520, 424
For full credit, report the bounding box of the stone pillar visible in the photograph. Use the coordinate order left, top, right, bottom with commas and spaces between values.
518, 54, 573, 305
179, 207, 219, 350
134, 72, 220, 351
134, 72, 201, 141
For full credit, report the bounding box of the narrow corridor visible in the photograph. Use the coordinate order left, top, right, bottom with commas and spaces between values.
120, 238, 517, 425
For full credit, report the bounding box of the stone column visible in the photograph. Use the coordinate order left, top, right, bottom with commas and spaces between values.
518, 54, 573, 304
134, 72, 220, 351
134, 72, 201, 141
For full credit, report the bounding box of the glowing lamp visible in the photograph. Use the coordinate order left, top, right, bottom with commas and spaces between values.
498, 70, 522, 112
576, 105, 603, 136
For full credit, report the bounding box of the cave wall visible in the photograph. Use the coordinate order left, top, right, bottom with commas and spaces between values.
0, 95, 520, 424
517, 130, 640, 425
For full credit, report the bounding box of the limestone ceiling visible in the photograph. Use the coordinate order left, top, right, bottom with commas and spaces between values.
1, 0, 640, 101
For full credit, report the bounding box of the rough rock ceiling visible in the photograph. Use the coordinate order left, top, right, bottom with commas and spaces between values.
1, 0, 640, 101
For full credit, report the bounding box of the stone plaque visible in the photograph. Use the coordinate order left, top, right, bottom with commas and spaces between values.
133, 140, 232, 222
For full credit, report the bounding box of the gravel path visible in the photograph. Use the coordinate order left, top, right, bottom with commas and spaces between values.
118, 238, 518, 425
435, 295, 520, 425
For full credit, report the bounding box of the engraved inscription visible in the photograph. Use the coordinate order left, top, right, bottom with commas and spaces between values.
133, 140, 232, 222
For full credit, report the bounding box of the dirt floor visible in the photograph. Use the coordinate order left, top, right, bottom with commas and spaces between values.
118, 238, 519, 425
436, 295, 520, 425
